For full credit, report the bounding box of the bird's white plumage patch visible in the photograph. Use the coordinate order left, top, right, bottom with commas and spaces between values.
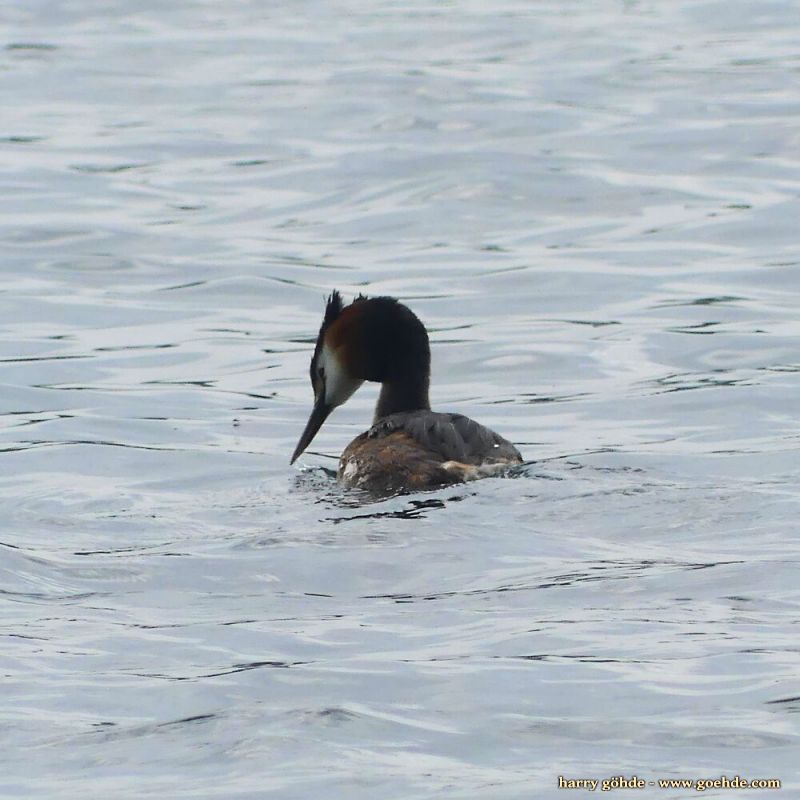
341, 459, 361, 483
319, 344, 363, 408
441, 460, 512, 480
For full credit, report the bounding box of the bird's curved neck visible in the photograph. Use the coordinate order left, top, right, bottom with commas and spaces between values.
330, 295, 432, 422
374, 373, 430, 422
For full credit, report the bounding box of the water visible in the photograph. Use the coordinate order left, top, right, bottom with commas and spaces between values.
2, 1, 799, 797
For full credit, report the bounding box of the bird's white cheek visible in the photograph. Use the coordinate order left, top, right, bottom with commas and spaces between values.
321, 345, 363, 407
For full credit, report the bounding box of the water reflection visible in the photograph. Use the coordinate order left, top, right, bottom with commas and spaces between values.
2, 0, 800, 796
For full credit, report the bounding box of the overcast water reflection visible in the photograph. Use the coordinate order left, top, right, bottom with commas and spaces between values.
1, 1, 799, 798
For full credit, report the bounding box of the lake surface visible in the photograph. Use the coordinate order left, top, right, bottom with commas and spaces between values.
2, 1, 799, 798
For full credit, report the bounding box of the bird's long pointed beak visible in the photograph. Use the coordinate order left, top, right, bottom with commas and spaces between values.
290, 394, 332, 464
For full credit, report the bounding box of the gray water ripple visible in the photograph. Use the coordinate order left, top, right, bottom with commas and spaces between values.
3, 0, 800, 798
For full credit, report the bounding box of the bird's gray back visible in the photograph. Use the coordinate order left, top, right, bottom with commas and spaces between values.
365, 411, 522, 465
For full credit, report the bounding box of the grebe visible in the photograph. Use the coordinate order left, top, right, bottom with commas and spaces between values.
290, 291, 523, 493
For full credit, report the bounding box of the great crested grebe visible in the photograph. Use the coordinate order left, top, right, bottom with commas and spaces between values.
290, 291, 523, 493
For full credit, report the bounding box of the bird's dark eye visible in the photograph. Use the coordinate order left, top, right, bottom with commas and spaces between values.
318, 367, 325, 379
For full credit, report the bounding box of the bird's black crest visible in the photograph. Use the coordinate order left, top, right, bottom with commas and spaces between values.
310, 290, 345, 385
323, 290, 344, 329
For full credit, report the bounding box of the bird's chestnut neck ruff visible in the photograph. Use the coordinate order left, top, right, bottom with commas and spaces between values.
292, 292, 432, 463
320, 294, 431, 415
